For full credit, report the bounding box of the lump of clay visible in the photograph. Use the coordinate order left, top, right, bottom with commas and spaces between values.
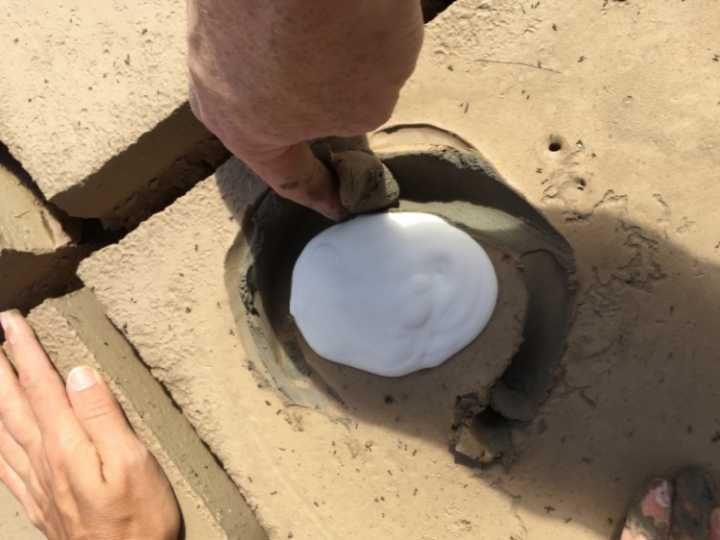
332, 150, 400, 213
290, 212, 498, 377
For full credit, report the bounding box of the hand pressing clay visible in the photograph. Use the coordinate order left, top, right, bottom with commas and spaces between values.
290, 212, 498, 377
332, 150, 400, 214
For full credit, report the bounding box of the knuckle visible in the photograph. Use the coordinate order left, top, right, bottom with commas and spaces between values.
11, 460, 33, 484
79, 397, 116, 423
0, 433, 15, 457
1, 423, 40, 459
344, 104, 395, 135
14, 429, 38, 451
26, 507, 44, 529
366, 102, 396, 128
49, 474, 73, 501
113, 443, 155, 482
45, 435, 81, 471
18, 370, 42, 394
343, 87, 400, 132
26, 496, 51, 532
44, 444, 68, 474
122, 443, 151, 470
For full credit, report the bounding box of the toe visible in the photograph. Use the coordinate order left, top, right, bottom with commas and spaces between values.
621, 477, 672, 540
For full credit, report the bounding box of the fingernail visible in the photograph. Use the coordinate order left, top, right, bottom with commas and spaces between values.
67, 366, 98, 392
0, 310, 20, 343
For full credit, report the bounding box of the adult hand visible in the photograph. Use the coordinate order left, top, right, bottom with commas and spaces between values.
0, 310, 180, 540
187, 0, 424, 219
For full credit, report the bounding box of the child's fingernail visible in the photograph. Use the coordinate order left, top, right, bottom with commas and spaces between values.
67, 366, 98, 392
0, 310, 20, 343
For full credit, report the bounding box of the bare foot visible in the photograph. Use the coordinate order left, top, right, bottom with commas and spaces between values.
621, 477, 672, 540
621, 469, 720, 540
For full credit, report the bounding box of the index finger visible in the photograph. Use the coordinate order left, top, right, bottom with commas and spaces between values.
0, 311, 92, 459
245, 142, 346, 221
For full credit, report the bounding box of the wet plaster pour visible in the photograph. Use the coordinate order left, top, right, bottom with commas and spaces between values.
289, 212, 500, 378
80, 146, 574, 539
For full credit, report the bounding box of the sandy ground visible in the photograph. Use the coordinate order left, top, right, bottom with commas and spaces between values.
1, 0, 719, 539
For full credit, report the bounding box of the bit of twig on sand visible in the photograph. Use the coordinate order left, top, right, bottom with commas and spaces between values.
476, 58, 562, 74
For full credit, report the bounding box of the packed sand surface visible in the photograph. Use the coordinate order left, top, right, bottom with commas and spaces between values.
1, 1, 719, 539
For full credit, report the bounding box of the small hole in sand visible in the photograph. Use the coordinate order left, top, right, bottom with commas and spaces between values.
576, 177, 587, 190
548, 137, 563, 152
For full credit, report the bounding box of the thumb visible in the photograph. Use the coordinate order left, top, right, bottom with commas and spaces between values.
66, 366, 138, 465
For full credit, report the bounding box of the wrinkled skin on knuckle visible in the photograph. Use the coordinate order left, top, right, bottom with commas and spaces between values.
18, 370, 42, 396
46, 432, 85, 472
32, 496, 61, 535
0, 436, 23, 472
79, 399, 117, 425
15, 428, 40, 452
106, 443, 154, 494
23, 464, 50, 501
26, 506, 45, 531
340, 91, 401, 135
5, 420, 43, 455
44, 443, 69, 477
123, 443, 152, 471
48, 463, 75, 499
